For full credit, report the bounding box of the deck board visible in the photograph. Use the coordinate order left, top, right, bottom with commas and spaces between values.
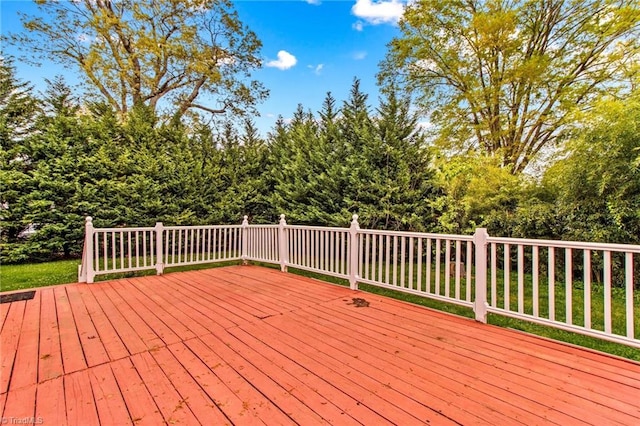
8, 293, 40, 391
1, 265, 639, 425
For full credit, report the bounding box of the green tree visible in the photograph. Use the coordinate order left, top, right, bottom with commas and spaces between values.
11, 0, 268, 119
381, 0, 640, 173
544, 96, 640, 243
0, 56, 40, 254
212, 119, 270, 223
368, 89, 437, 231
430, 154, 523, 235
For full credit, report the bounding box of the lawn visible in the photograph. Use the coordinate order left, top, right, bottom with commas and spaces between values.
1, 259, 80, 292
1, 258, 639, 361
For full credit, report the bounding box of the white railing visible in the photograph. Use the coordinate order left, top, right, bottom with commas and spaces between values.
483, 236, 640, 347
163, 224, 242, 268
78, 217, 242, 283
358, 229, 475, 308
78, 215, 639, 348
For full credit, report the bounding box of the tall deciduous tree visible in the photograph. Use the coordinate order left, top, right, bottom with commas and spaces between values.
11, 0, 267, 119
381, 0, 640, 173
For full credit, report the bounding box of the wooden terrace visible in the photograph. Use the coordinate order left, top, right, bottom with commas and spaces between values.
1, 265, 639, 425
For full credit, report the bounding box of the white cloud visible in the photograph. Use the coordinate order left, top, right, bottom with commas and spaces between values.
305, 0, 321, 5
308, 64, 324, 75
266, 50, 297, 70
352, 21, 364, 31
351, 0, 404, 25
353, 51, 367, 60
216, 56, 236, 67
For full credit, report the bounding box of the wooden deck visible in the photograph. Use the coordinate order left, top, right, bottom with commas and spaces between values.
1, 266, 639, 425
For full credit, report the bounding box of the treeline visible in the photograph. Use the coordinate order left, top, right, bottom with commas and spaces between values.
2, 61, 639, 263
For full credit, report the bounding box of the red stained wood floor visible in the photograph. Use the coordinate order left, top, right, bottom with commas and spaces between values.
1, 265, 639, 425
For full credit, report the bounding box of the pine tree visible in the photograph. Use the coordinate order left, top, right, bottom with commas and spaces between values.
372, 88, 437, 230
0, 57, 40, 260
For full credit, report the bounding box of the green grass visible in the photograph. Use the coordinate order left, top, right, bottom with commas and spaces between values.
1, 259, 81, 292
0, 258, 241, 292
2, 258, 639, 361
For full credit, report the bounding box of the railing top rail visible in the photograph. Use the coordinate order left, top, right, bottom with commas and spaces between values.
358, 228, 474, 241
487, 236, 640, 253
163, 224, 242, 231
92, 226, 156, 232
247, 225, 279, 229
286, 224, 350, 232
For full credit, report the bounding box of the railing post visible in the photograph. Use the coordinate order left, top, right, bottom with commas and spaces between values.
79, 216, 95, 283
241, 215, 249, 265
349, 214, 360, 290
473, 228, 489, 323
278, 214, 288, 272
155, 222, 164, 275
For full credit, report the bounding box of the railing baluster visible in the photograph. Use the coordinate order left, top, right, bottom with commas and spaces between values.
150, 229, 155, 266
393, 236, 398, 287
533, 245, 539, 317
341, 232, 346, 275
409, 237, 414, 290
417, 238, 423, 292
142, 231, 147, 268
455, 240, 461, 299
196, 228, 201, 262
625, 252, 634, 339
111, 231, 116, 271
190, 228, 195, 262
604, 250, 612, 334
385, 235, 391, 285
466, 241, 472, 302
435, 239, 441, 295
94, 232, 100, 272
445, 240, 451, 297
364, 234, 370, 280
128, 231, 133, 269
565, 248, 572, 324
426, 238, 432, 293
371, 234, 377, 283
503, 243, 510, 310
119, 231, 124, 270
584, 249, 591, 329
518, 244, 524, 314
549, 247, 555, 321
375, 235, 381, 283
491, 243, 497, 307
400, 236, 406, 288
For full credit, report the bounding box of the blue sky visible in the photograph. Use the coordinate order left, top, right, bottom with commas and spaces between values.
1, 0, 405, 136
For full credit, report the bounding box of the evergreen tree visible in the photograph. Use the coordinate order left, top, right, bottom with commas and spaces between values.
0, 56, 40, 259
370, 89, 436, 230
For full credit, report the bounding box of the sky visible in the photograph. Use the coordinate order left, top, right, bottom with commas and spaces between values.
1, 0, 406, 136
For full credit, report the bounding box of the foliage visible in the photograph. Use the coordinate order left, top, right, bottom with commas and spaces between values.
267, 80, 437, 230
10, 0, 267, 120
543, 95, 640, 244
0, 57, 40, 257
430, 154, 523, 234
381, 0, 640, 173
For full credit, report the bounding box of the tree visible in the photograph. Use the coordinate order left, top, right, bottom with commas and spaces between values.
381, 0, 640, 173
0, 56, 40, 255
369, 88, 437, 231
543, 95, 640, 243
11, 0, 268, 119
